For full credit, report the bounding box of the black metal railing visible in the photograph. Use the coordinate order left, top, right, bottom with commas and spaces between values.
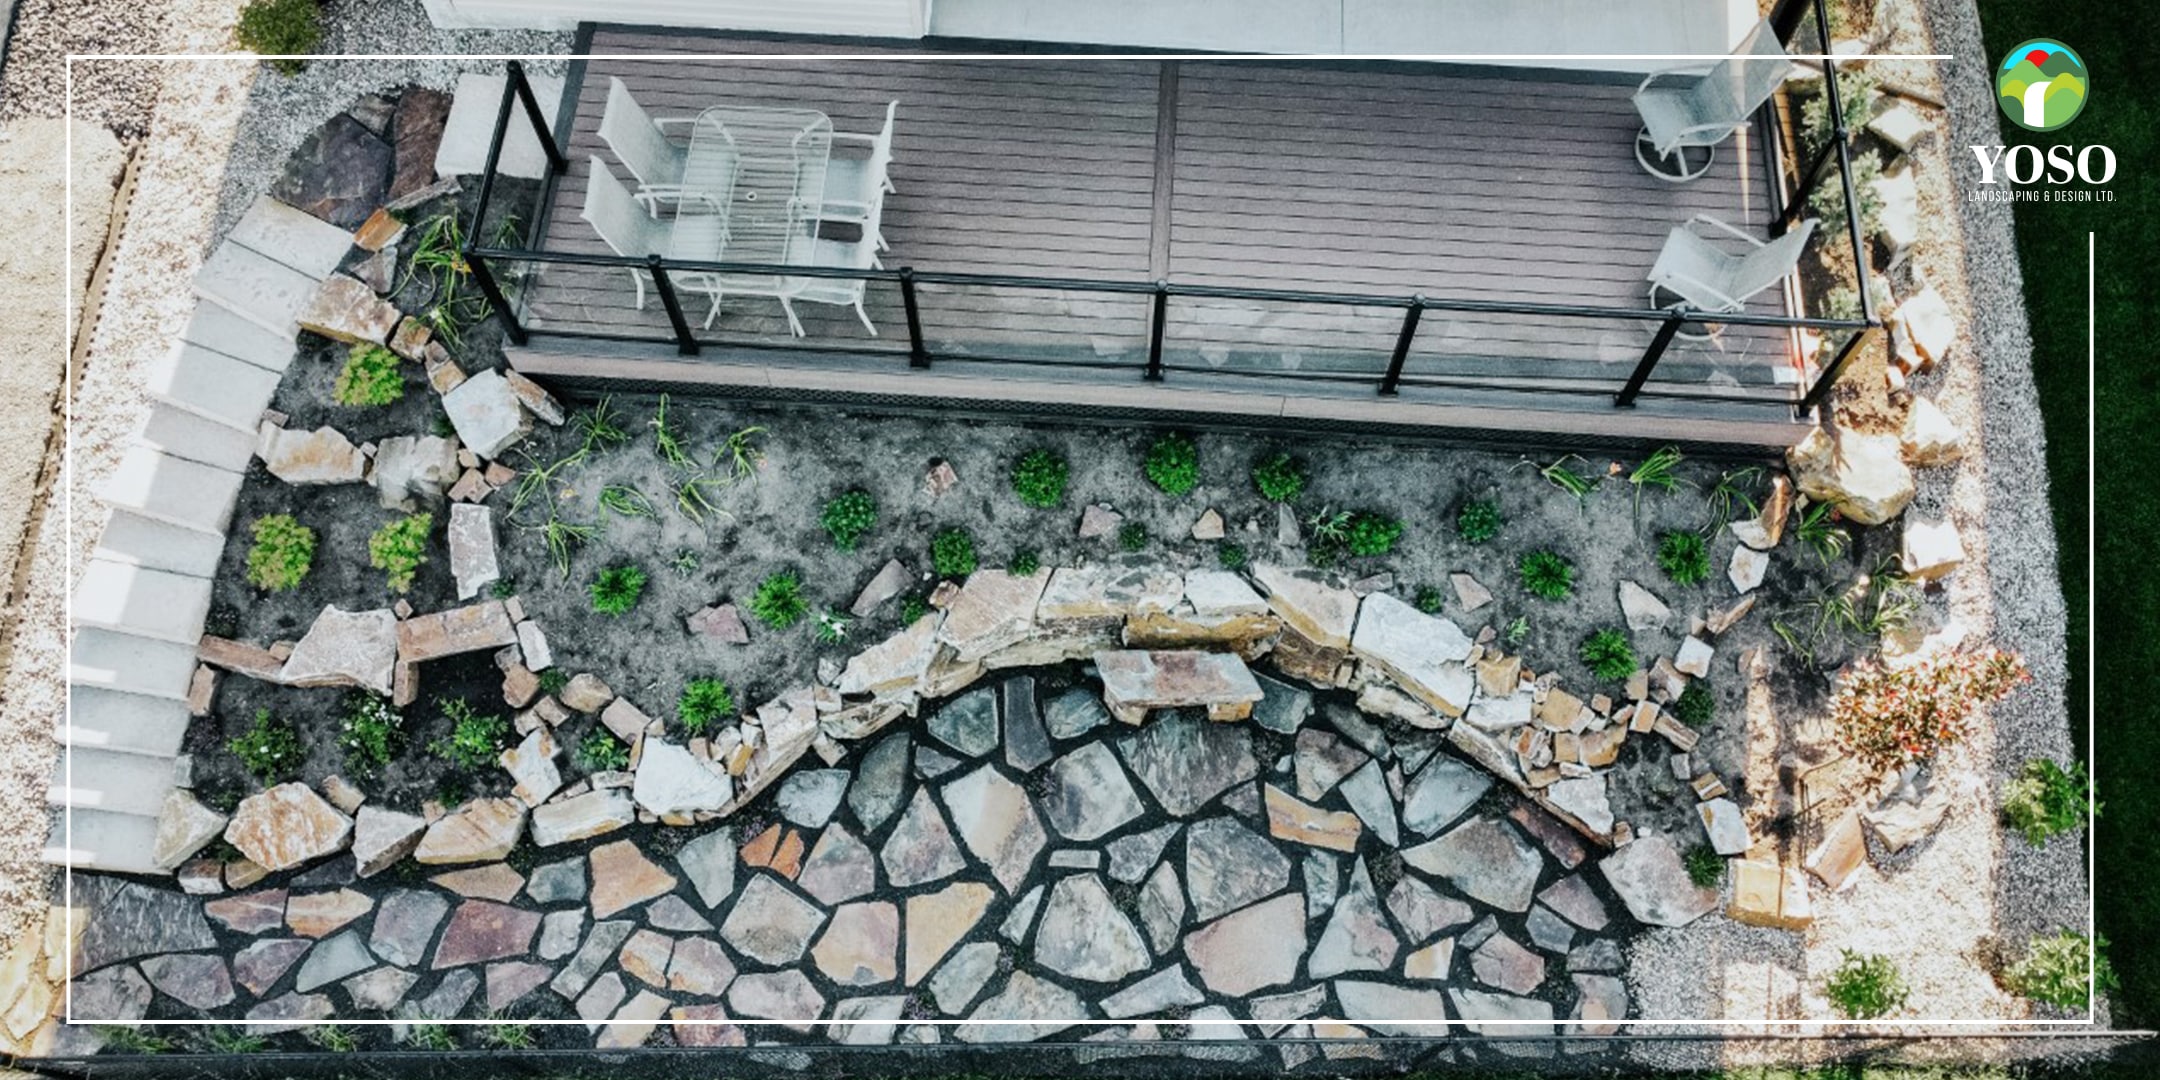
466, 36, 1880, 421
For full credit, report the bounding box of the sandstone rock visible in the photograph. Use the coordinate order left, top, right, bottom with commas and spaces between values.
286, 888, 372, 937
1450, 572, 1493, 612
500, 726, 563, 807
1597, 835, 1717, 926
153, 789, 228, 871
561, 672, 613, 713
258, 424, 367, 485
447, 504, 501, 601
1181, 892, 1305, 996
1900, 396, 1965, 466
1893, 285, 1955, 367
414, 798, 525, 865
442, 369, 534, 459
225, 783, 354, 872
1697, 798, 1749, 855
1402, 817, 1542, 912
633, 740, 732, 817
721, 875, 827, 966
1191, 508, 1225, 540
851, 559, 912, 617
1077, 504, 1122, 538
370, 434, 460, 510
941, 763, 1047, 894
502, 369, 564, 426
1675, 636, 1714, 678
433, 900, 541, 969
1264, 783, 1362, 852
1729, 543, 1768, 593
1900, 517, 1966, 581
1786, 427, 1915, 526
1118, 713, 1259, 817
904, 881, 994, 986
1728, 858, 1814, 930
1804, 809, 1867, 891
839, 615, 940, 697
298, 274, 399, 343
1040, 741, 1145, 842
938, 569, 1052, 662
1251, 564, 1357, 648
589, 839, 679, 918
1618, 580, 1670, 631
1096, 649, 1263, 723
812, 900, 900, 986
280, 605, 399, 694
351, 805, 426, 876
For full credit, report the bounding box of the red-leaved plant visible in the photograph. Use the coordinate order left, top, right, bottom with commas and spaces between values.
1831, 647, 2031, 771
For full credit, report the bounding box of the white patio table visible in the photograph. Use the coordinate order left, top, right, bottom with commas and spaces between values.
666, 106, 833, 330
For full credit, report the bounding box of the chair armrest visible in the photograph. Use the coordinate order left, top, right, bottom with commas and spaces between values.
653, 116, 698, 131
829, 132, 879, 145
1635, 65, 1715, 96
1659, 269, 1745, 313
1686, 214, 1767, 248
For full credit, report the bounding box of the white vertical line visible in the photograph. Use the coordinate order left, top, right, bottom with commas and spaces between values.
2087, 229, 2097, 1022
62, 53, 75, 1027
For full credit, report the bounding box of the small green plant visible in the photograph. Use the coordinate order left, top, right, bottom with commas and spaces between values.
1627, 445, 1684, 505
490, 578, 518, 599
715, 425, 767, 484
2002, 758, 2098, 847
368, 513, 432, 593
1008, 549, 1041, 577
932, 528, 978, 578
1343, 513, 1402, 558
333, 343, 405, 407
1011, 449, 1069, 508
1306, 507, 1352, 548
245, 514, 316, 592
677, 678, 736, 736
1502, 616, 1530, 648
1683, 842, 1725, 889
1251, 452, 1306, 503
574, 396, 632, 452
339, 694, 402, 780
598, 484, 657, 519
1579, 628, 1636, 681
1414, 585, 1446, 615
306, 1025, 358, 1052
405, 1023, 456, 1051
401, 214, 488, 345
749, 570, 810, 628
589, 564, 647, 617
1456, 498, 1503, 544
1519, 550, 1575, 600
675, 474, 730, 526
1801, 69, 1881, 154
538, 668, 569, 696
228, 708, 302, 785
820, 490, 879, 551
899, 594, 931, 625
1704, 465, 1764, 534
1536, 454, 1601, 508
1810, 147, 1887, 234
649, 393, 697, 470
1217, 542, 1247, 570
1832, 647, 2030, 770
1657, 530, 1712, 587
1795, 501, 1851, 564
576, 729, 630, 773
2003, 930, 2115, 1010
1673, 681, 1716, 728
672, 548, 701, 577
1144, 432, 1200, 495
430, 698, 508, 770
235, 0, 321, 75
1824, 950, 1910, 1019
532, 514, 596, 580
480, 1021, 537, 1050
1118, 521, 1149, 553
815, 610, 852, 644
199, 1029, 269, 1053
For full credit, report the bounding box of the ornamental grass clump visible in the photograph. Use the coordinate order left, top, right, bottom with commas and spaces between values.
589, 565, 647, 617
1657, 530, 1711, 587
1831, 647, 2030, 771
2002, 758, 2098, 847
1579, 628, 1636, 681
1683, 842, 1724, 888
1251, 452, 1306, 503
819, 490, 878, 551
1519, 550, 1575, 600
1011, 449, 1069, 508
749, 570, 809, 628
245, 514, 315, 592
1144, 432, 1200, 495
368, 513, 431, 593
677, 678, 735, 736
333, 343, 404, 406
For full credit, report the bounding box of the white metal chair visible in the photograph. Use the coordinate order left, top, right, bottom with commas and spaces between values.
597, 77, 701, 208
577, 157, 669, 310
1646, 215, 1817, 338
779, 235, 881, 337
1632, 20, 1791, 182
819, 101, 898, 250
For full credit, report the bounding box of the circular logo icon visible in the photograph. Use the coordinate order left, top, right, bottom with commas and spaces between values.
1996, 39, 2088, 132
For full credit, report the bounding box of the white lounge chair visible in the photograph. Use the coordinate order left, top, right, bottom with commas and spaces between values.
819, 101, 898, 251
577, 157, 669, 310
779, 235, 881, 337
1646, 215, 1817, 336
597, 77, 701, 208
1632, 20, 1791, 182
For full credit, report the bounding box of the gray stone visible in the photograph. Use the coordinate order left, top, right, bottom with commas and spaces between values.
1337, 760, 1398, 846
232, 938, 310, 996
1325, 704, 1392, 761
530, 788, 636, 847
810, 901, 899, 987
272, 114, 392, 228
295, 929, 376, 992
665, 936, 737, 997
368, 434, 459, 511
259, 424, 366, 485
940, 763, 1047, 894
999, 884, 1045, 944
1101, 965, 1205, 1019
1002, 675, 1054, 771
1040, 741, 1145, 841
1471, 929, 1545, 994
844, 733, 910, 834
675, 826, 737, 909
1250, 673, 1312, 734
727, 969, 826, 1030
139, 953, 235, 1010
442, 369, 535, 459
1450, 572, 1494, 613
1448, 988, 1555, 1036
1184, 817, 1292, 922
152, 789, 227, 871
297, 273, 399, 343
1250, 985, 1328, 1036
550, 920, 635, 1001
929, 686, 999, 756
1401, 753, 1492, 836
798, 823, 877, 905
487, 960, 553, 1013
1308, 860, 1397, 979
915, 745, 963, 779
720, 876, 827, 966
1034, 873, 1150, 982
501, 725, 563, 807
1138, 860, 1185, 955
1053, 851, 1102, 870
1568, 938, 1624, 974
777, 769, 850, 828
1538, 873, 1610, 932
246, 991, 336, 1034
1181, 892, 1306, 996
1349, 593, 1475, 714
369, 889, 449, 968
1334, 981, 1451, 1037
828, 995, 906, 1045
526, 857, 587, 904
686, 603, 749, 644
1545, 774, 1616, 837
851, 559, 912, 617
352, 805, 426, 877
1618, 580, 1671, 631
1568, 972, 1630, 1034
431, 899, 541, 969
539, 910, 584, 960
447, 504, 501, 601
1303, 850, 1339, 918
1526, 904, 1576, 954
407, 967, 477, 1023
632, 740, 732, 817
1294, 728, 1368, 801
1698, 797, 1751, 856
72, 876, 217, 972
646, 894, 713, 933
1597, 835, 1717, 927
1107, 823, 1179, 884
279, 605, 398, 695
575, 971, 628, 1027
1402, 817, 1544, 912
1119, 712, 1259, 817
954, 971, 1084, 1043
928, 941, 1001, 1014
1045, 687, 1110, 739
342, 966, 418, 1011
1096, 649, 1263, 720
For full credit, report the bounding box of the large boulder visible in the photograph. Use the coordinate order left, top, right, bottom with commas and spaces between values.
415, 798, 526, 864
297, 274, 400, 344
442, 370, 534, 460
1786, 427, 1915, 526
224, 783, 354, 872
279, 605, 399, 694
257, 424, 366, 485
371, 435, 460, 511
1596, 834, 1717, 927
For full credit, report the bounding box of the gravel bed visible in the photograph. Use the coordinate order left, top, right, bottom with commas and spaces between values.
0, 0, 180, 136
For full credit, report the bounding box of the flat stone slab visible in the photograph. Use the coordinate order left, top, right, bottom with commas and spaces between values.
1094, 649, 1263, 722
532, 788, 636, 847
151, 341, 282, 433
1182, 892, 1306, 996
399, 600, 519, 664
1033, 874, 1150, 983
722, 876, 828, 967
447, 504, 501, 601
1118, 712, 1259, 817
1350, 593, 1475, 715
940, 763, 1047, 895
433, 900, 541, 969
228, 195, 352, 278
1038, 741, 1144, 841
436, 72, 567, 180
192, 242, 317, 338
1402, 817, 1543, 913
72, 876, 216, 972
1185, 817, 1292, 922
72, 558, 214, 646
1598, 835, 1718, 927
258, 424, 366, 485
279, 605, 398, 694
297, 273, 400, 344
370, 889, 450, 967
224, 783, 354, 873
442, 369, 534, 460
415, 797, 526, 865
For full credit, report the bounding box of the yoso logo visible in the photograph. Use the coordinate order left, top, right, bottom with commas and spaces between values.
1996, 39, 2088, 132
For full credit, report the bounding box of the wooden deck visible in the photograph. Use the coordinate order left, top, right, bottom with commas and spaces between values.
506, 30, 1818, 446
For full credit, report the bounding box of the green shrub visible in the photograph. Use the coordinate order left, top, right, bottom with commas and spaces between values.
2004, 930, 2115, 1010
1673, 680, 1716, 728
1683, 842, 1724, 888
1143, 433, 1199, 495
589, 565, 647, 617
1801, 69, 1880, 154
749, 570, 809, 628
235, 0, 322, 75
538, 668, 569, 696
338, 694, 401, 779
1118, 521, 1149, 553
2002, 758, 2098, 846
1832, 648, 2030, 770
1217, 542, 1247, 571
1008, 549, 1040, 577
819, 490, 878, 551
1251, 453, 1306, 503
677, 678, 735, 736
899, 594, 931, 625
932, 528, 977, 578
1810, 148, 1886, 234
228, 708, 302, 785
575, 730, 630, 773
1519, 550, 1575, 600
368, 513, 431, 593
1824, 950, 1909, 1019
1414, 585, 1445, 614
1657, 530, 1712, 587
333, 343, 404, 407
1456, 498, 1503, 544
1011, 449, 1069, 508
1579, 628, 1636, 681
430, 699, 508, 770
1343, 513, 1402, 558
245, 514, 315, 592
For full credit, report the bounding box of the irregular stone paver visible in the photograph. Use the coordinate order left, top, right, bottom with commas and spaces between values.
1303, 849, 1339, 918
1402, 817, 1543, 912
204, 888, 287, 934
880, 787, 967, 888
671, 1003, 747, 1046
675, 827, 737, 909
1251, 673, 1313, 735
1107, 823, 1179, 885
486, 960, 552, 1012
1138, 860, 1185, 955
1598, 835, 1717, 927
1470, 929, 1546, 994
1538, 873, 1610, 931
1118, 712, 1259, 817
777, 769, 850, 828
619, 928, 673, 986
1045, 687, 1110, 739
1404, 937, 1455, 980
225, 783, 354, 873
368, 889, 449, 968
431, 862, 523, 902
728, 969, 826, 1030
1337, 760, 1399, 846
538, 910, 585, 961
828, 994, 906, 1045
1184, 817, 1292, 922
1401, 753, 1492, 837
848, 733, 911, 832
280, 606, 399, 694
632, 740, 733, 817
245, 990, 334, 1034
343, 966, 418, 1011
942, 763, 1047, 894
720, 875, 827, 966
1449, 988, 1555, 1036
929, 686, 999, 756
1033, 873, 1151, 983
351, 805, 426, 876
589, 839, 678, 918
1000, 883, 1044, 944
667, 936, 738, 997
1039, 741, 1145, 841
139, 953, 235, 1010
797, 824, 876, 905
1308, 860, 1398, 979
432, 900, 541, 969
576, 971, 628, 1026
232, 938, 311, 996
1335, 980, 1451, 1037
954, 971, 1083, 1043
1263, 783, 1362, 852
286, 889, 372, 937
1387, 876, 1474, 944
647, 894, 713, 933
1294, 728, 1368, 801
1526, 903, 1577, 954
551, 920, 634, 1001
527, 857, 587, 904
1182, 892, 1306, 996
1569, 973, 1630, 1035
415, 797, 525, 865
811, 900, 899, 986
1101, 964, 1206, 1019
927, 940, 1000, 1014
1002, 675, 1054, 770
295, 929, 376, 992
905, 881, 994, 985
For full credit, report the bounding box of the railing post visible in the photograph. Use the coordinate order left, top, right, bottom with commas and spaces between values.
1378, 296, 1425, 396
1144, 280, 1169, 381
1616, 312, 1686, 407
1768, 0, 1812, 45
467, 252, 527, 347
900, 267, 929, 368
1783, 129, 1844, 228
507, 60, 568, 176
1796, 324, 1878, 417
646, 256, 699, 356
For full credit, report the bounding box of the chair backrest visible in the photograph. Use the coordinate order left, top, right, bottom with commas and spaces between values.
1684, 20, 1790, 128
1723, 218, 1817, 303
598, 77, 682, 189
869, 101, 898, 171
578, 156, 660, 259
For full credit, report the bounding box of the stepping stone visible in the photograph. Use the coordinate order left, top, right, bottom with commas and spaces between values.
432, 900, 541, 969
618, 928, 673, 987
295, 929, 376, 992
228, 195, 352, 278
150, 341, 281, 433
1569, 937, 1624, 974
797, 824, 877, 905
719, 876, 827, 966
232, 938, 311, 996
1044, 687, 1109, 739
526, 857, 587, 904
1294, 728, 1368, 801
881, 787, 967, 888
1386, 875, 1474, 944
1263, 783, 1362, 852
1138, 861, 1184, 955
352, 805, 425, 878
343, 966, 418, 1011
903, 881, 993, 985
777, 769, 850, 828
432, 862, 523, 902
1250, 673, 1312, 735
589, 839, 678, 918
1335, 981, 1451, 1037
68, 626, 199, 701
538, 910, 584, 961
1101, 965, 1205, 1019
1106, 823, 1179, 884
576, 971, 628, 1027
915, 745, 963, 779
205, 888, 287, 934
447, 504, 502, 602
486, 960, 553, 1012
550, 920, 635, 1001
674, 826, 737, 909
138, 402, 256, 474
666, 936, 737, 996
1570, 972, 1630, 1034
1039, 742, 1144, 842
1526, 903, 1576, 954
1033, 873, 1150, 983
191, 242, 317, 338
1597, 835, 1717, 927
941, 763, 1047, 894
810, 900, 899, 986
1470, 929, 1546, 994
727, 969, 826, 1031
287, 889, 372, 937
927, 940, 1000, 1014
1181, 892, 1306, 996
139, 953, 235, 1010
183, 293, 299, 372
953, 971, 1084, 1043
1002, 676, 1053, 771
1337, 760, 1398, 846
1538, 873, 1610, 931
1302, 850, 1338, 918
1404, 938, 1455, 980
71, 877, 215, 971
71, 557, 213, 645
827, 995, 906, 1045
999, 884, 1045, 944
849, 733, 911, 832
368, 889, 449, 967
646, 895, 713, 933
1401, 754, 1492, 836
59, 684, 188, 761
1308, 860, 1398, 979
1449, 988, 1555, 1037
1095, 649, 1263, 723
1403, 817, 1544, 913
1118, 712, 1259, 817
1184, 817, 1291, 922
929, 686, 999, 757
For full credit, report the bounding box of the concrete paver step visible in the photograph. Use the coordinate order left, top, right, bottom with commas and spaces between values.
148, 340, 283, 433
93, 507, 227, 579
184, 297, 298, 372
64, 686, 192, 758
71, 557, 214, 645
48, 745, 180, 818
437, 72, 566, 180
43, 806, 166, 875
191, 241, 318, 339
98, 445, 240, 536
67, 627, 201, 701
226, 196, 353, 280
138, 401, 258, 474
